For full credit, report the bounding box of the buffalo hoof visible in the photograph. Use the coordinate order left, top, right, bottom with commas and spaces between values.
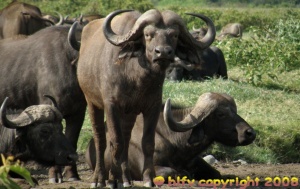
48, 178, 62, 183
107, 181, 124, 189
143, 181, 153, 187
67, 177, 80, 181
123, 181, 132, 187
90, 182, 105, 188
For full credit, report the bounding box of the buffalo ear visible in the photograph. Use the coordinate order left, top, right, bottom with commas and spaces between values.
187, 125, 205, 146
118, 41, 144, 62
176, 40, 203, 66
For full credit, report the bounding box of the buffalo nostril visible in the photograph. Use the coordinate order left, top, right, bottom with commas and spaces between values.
165, 47, 173, 55
245, 129, 256, 139
155, 47, 161, 55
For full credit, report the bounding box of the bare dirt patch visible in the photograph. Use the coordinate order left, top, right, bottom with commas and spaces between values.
26, 154, 300, 189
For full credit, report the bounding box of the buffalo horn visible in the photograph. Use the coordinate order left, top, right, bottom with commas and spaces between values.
0, 97, 21, 129
55, 11, 64, 26
185, 13, 216, 49
103, 9, 135, 46
0, 99, 63, 129
68, 21, 80, 51
163, 93, 218, 132
174, 57, 195, 71
43, 94, 58, 108
192, 25, 201, 32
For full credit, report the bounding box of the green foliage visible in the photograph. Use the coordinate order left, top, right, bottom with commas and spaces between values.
0, 0, 154, 17
0, 155, 35, 189
215, 15, 300, 87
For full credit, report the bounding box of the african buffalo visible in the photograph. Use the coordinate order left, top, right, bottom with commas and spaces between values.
0, 25, 86, 183
0, 96, 78, 166
0, 1, 54, 39
218, 23, 243, 39
76, 9, 215, 188
166, 46, 228, 81
85, 92, 256, 182
42, 12, 64, 25
190, 26, 208, 41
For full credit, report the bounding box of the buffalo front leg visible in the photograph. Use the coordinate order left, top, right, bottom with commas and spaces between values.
187, 155, 221, 180
48, 166, 63, 183
62, 108, 86, 181
141, 108, 160, 187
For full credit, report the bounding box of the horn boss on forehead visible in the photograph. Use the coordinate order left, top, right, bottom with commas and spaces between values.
0, 97, 63, 129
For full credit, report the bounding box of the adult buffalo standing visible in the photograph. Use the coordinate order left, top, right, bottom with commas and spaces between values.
0, 25, 86, 183
77, 9, 215, 188
0, 1, 53, 39
85, 92, 256, 181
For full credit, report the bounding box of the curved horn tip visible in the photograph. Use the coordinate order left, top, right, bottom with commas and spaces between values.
43, 94, 58, 108
103, 9, 135, 46
163, 98, 172, 122
68, 21, 80, 51
185, 12, 216, 48
0, 97, 17, 129
0, 97, 9, 111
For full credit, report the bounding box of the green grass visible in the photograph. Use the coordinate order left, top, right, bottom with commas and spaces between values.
78, 68, 300, 164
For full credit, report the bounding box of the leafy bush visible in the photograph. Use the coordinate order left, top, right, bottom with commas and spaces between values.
216, 16, 300, 86
0, 155, 35, 189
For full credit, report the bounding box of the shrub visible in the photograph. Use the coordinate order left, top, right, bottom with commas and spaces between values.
216, 16, 300, 86
0, 155, 35, 189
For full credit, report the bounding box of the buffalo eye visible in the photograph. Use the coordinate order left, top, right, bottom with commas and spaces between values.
216, 112, 226, 119
144, 31, 154, 41
40, 128, 52, 138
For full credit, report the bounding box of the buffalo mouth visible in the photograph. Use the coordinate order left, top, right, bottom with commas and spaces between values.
238, 138, 255, 146
54, 153, 78, 166
153, 57, 173, 63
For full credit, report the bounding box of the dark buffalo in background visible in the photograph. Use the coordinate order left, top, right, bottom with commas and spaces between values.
0, 1, 54, 39
0, 96, 78, 167
0, 25, 86, 183
76, 9, 215, 188
166, 45, 228, 81
85, 92, 256, 181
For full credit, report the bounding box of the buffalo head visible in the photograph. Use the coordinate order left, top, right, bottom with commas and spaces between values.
0, 96, 78, 166
164, 92, 256, 147
103, 9, 216, 68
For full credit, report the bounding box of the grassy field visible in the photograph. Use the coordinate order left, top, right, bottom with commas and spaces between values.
77, 66, 300, 164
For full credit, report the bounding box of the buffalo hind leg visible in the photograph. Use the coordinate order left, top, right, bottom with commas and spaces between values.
106, 104, 124, 189
120, 115, 136, 187
88, 103, 107, 188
